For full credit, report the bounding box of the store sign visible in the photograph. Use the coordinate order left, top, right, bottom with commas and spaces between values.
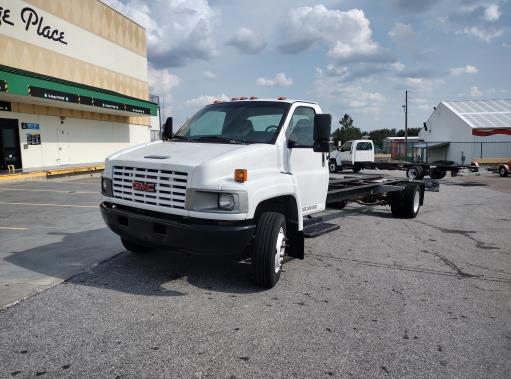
0, 5, 67, 45
0, 79, 6, 92
94, 98, 125, 111
29, 86, 78, 103
126, 104, 151, 115
0, 100, 11, 111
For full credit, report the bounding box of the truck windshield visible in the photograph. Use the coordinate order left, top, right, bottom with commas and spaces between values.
173, 101, 290, 144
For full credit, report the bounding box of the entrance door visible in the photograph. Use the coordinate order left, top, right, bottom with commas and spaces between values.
56, 125, 71, 166
0, 118, 22, 170
287, 106, 329, 215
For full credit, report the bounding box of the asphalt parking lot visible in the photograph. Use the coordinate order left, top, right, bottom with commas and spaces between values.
0, 171, 510, 378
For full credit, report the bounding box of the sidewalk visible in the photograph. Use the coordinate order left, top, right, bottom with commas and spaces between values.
0, 163, 104, 183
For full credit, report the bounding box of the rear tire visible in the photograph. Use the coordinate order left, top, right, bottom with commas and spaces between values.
389, 184, 421, 219
352, 164, 362, 173
121, 238, 148, 253
430, 169, 446, 179
329, 200, 348, 209
406, 166, 424, 180
253, 212, 287, 288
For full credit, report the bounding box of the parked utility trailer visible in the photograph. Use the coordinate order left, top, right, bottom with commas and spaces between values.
100, 98, 431, 289
329, 139, 477, 179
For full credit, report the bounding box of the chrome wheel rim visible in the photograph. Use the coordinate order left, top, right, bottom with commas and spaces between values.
329, 162, 336, 172
274, 227, 285, 274
409, 168, 417, 179
413, 188, 420, 213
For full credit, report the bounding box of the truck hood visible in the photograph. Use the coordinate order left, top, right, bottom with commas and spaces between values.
107, 141, 245, 168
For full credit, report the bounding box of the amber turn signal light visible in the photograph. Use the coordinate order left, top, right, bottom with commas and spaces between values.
234, 169, 248, 183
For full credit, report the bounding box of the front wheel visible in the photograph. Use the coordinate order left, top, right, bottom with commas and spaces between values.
253, 212, 286, 288
406, 166, 424, 180
499, 166, 509, 177
329, 160, 338, 173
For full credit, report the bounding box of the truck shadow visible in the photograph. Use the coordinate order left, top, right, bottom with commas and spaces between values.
4, 228, 263, 297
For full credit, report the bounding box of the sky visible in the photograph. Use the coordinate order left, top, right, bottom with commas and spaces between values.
104, 0, 511, 132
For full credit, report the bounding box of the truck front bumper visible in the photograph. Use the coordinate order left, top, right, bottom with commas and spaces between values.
100, 202, 255, 256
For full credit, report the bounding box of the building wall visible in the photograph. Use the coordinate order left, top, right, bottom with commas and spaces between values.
1, 108, 150, 169
420, 102, 511, 163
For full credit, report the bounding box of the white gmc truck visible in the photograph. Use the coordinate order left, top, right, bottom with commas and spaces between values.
100, 98, 426, 287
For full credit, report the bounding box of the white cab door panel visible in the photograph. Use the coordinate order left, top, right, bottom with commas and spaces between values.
339, 141, 353, 164
286, 105, 328, 215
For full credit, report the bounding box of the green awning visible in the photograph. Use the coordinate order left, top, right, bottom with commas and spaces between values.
0, 65, 157, 116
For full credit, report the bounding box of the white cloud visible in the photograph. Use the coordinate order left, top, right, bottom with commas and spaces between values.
226, 27, 267, 54
391, 61, 406, 72
470, 86, 483, 97
104, 0, 219, 67
278, 5, 386, 62
148, 66, 180, 119
404, 77, 445, 91
185, 94, 230, 108
483, 4, 501, 22
202, 70, 216, 80
313, 70, 386, 114
449, 65, 479, 76
388, 23, 416, 49
458, 26, 503, 42
256, 73, 293, 87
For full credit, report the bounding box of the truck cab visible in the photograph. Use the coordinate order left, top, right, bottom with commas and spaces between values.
100, 98, 332, 287
329, 139, 375, 173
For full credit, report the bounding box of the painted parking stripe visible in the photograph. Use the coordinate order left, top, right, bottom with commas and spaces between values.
0, 201, 97, 208
0, 226, 28, 230
0, 188, 97, 194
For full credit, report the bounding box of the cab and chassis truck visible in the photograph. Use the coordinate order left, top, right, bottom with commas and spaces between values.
100, 99, 427, 288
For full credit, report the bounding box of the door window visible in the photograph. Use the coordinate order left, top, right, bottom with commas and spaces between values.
340, 142, 352, 152
286, 107, 315, 147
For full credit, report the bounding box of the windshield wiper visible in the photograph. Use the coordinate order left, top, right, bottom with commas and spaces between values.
171, 135, 194, 142
196, 136, 247, 144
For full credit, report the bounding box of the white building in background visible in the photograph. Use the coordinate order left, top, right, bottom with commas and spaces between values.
0, 0, 157, 171
419, 100, 511, 164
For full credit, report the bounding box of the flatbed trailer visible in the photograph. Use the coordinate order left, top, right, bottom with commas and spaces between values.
302, 174, 434, 238
351, 161, 477, 180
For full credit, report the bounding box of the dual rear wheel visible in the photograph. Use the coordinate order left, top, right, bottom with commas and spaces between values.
388, 184, 421, 219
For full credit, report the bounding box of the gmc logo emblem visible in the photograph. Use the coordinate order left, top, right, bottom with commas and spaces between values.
132, 181, 156, 192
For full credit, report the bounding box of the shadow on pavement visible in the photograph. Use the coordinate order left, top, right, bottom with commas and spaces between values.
4, 228, 262, 297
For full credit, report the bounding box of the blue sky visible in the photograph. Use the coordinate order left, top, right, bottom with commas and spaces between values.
105, 0, 511, 132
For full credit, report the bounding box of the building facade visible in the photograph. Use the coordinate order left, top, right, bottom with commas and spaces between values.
419, 100, 511, 164
0, 0, 156, 170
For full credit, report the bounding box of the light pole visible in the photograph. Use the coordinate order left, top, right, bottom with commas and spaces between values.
402, 90, 408, 160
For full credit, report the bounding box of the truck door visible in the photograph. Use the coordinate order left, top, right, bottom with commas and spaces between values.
339, 141, 353, 165
354, 141, 374, 162
287, 106, 328, 215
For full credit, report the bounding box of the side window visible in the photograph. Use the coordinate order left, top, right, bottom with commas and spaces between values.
340, 142, 352, 152
188, 111, 225, 137
356, 142, 372, 151
286, 107, 315, 147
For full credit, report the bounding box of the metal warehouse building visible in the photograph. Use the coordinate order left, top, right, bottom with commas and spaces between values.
0, 0, 157, 172
419, 100, 511, 164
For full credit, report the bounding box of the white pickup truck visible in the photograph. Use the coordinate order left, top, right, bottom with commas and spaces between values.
100, 98, 425, 287
328, 139, 375, 173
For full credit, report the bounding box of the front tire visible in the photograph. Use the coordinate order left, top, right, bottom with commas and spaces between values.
253, 212, 286, 288
499, 166, 509, 177
329, 160, 338, 173
406, 166, 424, 180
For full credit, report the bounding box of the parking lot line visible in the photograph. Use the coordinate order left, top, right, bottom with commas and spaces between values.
0, 188, 97, 195
0, 226, 28, 230
0, 201, 97, 208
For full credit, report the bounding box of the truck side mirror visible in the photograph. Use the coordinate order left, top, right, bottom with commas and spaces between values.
287, 134, 298, 149
313, 114, 331, 153
162, 117, 173, 140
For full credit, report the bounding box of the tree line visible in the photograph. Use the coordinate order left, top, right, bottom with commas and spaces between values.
331, 114, 421, 147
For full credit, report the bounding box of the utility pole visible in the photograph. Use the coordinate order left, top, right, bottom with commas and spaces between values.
404, 90, 408, 160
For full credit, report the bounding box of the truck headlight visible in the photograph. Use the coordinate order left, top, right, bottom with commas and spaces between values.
218, 193, 235, 210
187, 190, 248, 213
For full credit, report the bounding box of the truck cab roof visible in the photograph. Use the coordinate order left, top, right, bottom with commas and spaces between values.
217, 98, 319, 106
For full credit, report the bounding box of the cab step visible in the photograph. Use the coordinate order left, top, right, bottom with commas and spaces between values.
303, 222, 340, 238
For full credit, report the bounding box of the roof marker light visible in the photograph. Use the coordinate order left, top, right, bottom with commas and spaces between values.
231, 97, 239, 101
249, 96, 258, 100
239, 96, 248, 100
278, 96, 287, 100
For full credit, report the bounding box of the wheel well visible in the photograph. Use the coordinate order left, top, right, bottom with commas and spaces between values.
254, 195, 298, 225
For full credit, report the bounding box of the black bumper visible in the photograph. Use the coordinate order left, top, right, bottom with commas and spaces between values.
100, 202, 255, 256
